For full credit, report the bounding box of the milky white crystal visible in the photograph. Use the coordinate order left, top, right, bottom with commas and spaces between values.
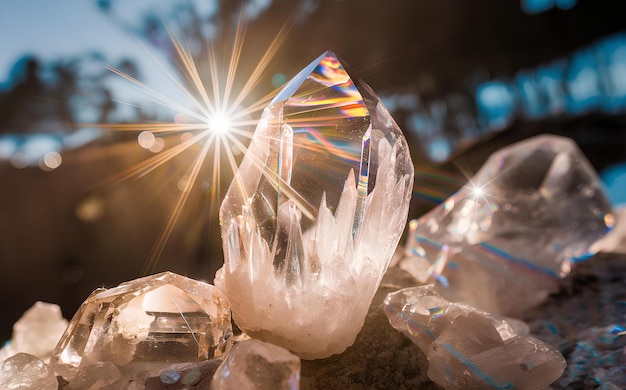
0, 302, 69, 365
400, 135, 615, 315
215, 51, 414, 359
384, 286, 567, 389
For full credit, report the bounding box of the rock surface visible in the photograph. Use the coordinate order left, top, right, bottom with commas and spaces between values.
300, 267, 437, 389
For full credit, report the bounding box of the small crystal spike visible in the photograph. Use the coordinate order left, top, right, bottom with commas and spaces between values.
401, 134, 615, 315
216, 51, 414, 359
50, 272, 233, 380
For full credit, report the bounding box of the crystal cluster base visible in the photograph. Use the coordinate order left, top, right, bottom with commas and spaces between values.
400, 135, 614, 315
50, 271, 233, 381
216, 51, 414, 359
384, 285, 566, 389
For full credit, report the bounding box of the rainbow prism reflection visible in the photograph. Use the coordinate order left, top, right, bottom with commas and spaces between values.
216, 51, 414, 359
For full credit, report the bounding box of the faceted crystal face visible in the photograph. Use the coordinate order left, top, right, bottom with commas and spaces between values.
212, 340, 301, 390
384, 286, 566, 389
216, 51, 414, 359
401, 134, 615, 315
50, 272, 233, 380
0, 353, 58, 390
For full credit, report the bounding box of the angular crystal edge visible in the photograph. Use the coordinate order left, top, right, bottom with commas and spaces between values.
401, 134, 614, 315
50, 271, 233, 380
216, 51, 414, 359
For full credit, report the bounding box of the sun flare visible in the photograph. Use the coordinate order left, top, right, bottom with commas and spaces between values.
81, 14, 293, 275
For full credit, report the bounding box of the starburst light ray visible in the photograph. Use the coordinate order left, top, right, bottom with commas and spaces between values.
78, 11, 328, 275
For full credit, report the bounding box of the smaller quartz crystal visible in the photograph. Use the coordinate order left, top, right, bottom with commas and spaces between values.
0, 302, 68, 363
400, 135, 615, 315
0, 353, 58, 390
212, 339, 301, 390
50, 271, 233, 381
384, 286, 566, 389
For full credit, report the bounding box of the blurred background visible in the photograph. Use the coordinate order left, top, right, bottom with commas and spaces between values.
1, 0, 626, 340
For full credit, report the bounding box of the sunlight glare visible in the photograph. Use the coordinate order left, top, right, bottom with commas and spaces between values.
209, 112, 232, 135
471, 184, 485, 198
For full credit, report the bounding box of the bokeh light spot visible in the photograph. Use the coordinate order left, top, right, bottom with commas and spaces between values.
41, 151, 62, 170
138, 131, 156, 149
272, 72, 287, 88
9, 153, 29, 169
149, 137, 165, 153
76, 197, 104, 222
178, 175, 193, 192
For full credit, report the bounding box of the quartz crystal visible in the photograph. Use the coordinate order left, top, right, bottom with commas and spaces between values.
400, 134, 614, 315
384, 286, 566, 389
50, 271, 233, 381
0, 353, 58, 390
215, 51, 414, 358
212, 340, 300, 390
0, 302, 69, 363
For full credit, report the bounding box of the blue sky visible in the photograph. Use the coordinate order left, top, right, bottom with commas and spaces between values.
0, 0, 181, 97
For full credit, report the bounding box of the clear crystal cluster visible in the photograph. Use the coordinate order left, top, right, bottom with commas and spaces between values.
50, 272, 233, 381
0, 353, 58, 390
400, 135, 615, 315
384, 286, 567, 389
215, 51, 414, 359
0, 302, 68, 364
212, 340, 301, 390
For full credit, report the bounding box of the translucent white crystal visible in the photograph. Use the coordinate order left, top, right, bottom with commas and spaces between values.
7, 302, 68, 363
400, 134, 615, 315
65, 361, 121, 390
0, 353, 58, 390
384, 286, 566, 389
212, 340, 300, 390
216, 51, 414, 359
50, 271, 233, 381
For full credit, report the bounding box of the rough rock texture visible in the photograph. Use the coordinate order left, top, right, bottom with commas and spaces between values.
524, 252, 626, 389
300, 267, 439, 389
300, 252, 625, 389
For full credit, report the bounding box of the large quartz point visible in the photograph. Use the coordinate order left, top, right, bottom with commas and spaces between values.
384, 286, 566, 389
400, 134, 615, 315
212, 340, 301, 390
215, 51, 414, 359
50, 271, 233, 381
